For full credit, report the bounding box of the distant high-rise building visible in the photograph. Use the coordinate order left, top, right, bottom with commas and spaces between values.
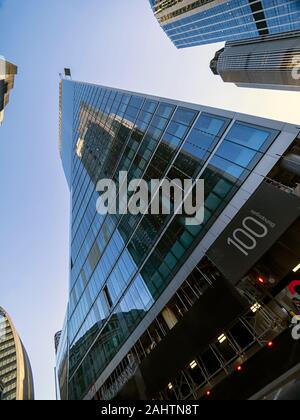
210, 31, 300, 91
56, 78, 300, 400
149, 0, 300, 48
54, 331, 62, 354
149, 2, 300, 91
0, 307, 34, 400
0, 57, 17, 125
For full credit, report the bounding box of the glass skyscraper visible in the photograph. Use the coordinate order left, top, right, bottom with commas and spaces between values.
149, 0, 300, 48
0, 307, 34, 400
56, 79, 300, 400
0, 57, 17, 125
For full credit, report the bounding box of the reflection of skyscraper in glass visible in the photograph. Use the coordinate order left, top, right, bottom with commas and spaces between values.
0, 57, 17, 125
56, 79, 300, 400
0, 307, 34, 400
149, 1, 300, 48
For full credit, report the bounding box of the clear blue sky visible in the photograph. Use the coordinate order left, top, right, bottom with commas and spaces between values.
0, 0, 299, 400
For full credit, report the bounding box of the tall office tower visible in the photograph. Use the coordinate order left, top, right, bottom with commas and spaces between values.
56, 79, 300, 400
0, 307, 34, 400
210, 31, 300, 91
0, 57, 17, 125
149, 0, 300, 49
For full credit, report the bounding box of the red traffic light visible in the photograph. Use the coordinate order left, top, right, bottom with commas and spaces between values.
258, 276, 265, 285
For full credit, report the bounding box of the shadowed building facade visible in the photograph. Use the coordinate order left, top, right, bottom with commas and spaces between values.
0, 57, 17, 126
56, 79, 300, 400
0, 307, 34, 400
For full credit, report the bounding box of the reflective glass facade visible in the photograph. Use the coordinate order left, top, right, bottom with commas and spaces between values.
57, 79, 299, 400
0, 57, 17, 125
0, 307, 34, 400
149, 0, 300, 48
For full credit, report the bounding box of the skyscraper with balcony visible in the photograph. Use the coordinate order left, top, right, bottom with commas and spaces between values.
0, 307, 34, 400
149, 1, 300, 48
210, 30, 300, 91
0, 57, 17, 125
56, 78, 300, 400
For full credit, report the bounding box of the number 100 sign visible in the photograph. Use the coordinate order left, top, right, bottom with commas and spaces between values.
227, 216, 269, 257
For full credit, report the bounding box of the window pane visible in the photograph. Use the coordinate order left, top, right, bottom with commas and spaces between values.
209, 156, 245, 179
173, 108, 197, 126
216, 140, 257, 168
226, 122, 273, 150
194, 113, 228, 136
157, 103, 175, 118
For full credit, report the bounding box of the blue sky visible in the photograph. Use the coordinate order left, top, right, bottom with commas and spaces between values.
0, 0, 299, 400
